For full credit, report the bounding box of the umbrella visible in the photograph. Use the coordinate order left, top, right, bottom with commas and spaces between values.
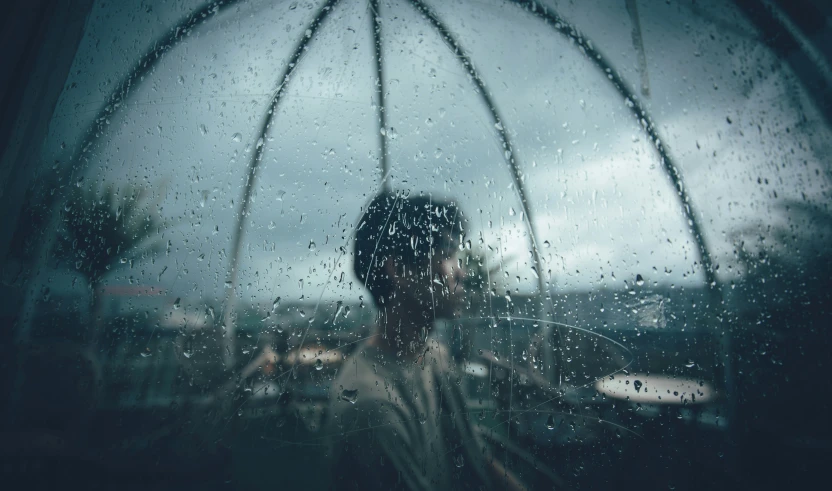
5, 0, 831, 487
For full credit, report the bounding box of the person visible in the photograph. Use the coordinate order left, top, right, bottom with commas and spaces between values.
326, 191, 525, 491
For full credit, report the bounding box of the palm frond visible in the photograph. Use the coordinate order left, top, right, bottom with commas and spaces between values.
55, 182, 169, 284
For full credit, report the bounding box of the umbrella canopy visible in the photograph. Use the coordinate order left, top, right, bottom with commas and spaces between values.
2, 0, 831, 489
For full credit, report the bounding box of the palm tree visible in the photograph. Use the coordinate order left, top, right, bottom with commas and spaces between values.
54, 183, 167, 344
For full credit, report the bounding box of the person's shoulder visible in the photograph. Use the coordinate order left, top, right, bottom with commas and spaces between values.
328, 347, 400, 414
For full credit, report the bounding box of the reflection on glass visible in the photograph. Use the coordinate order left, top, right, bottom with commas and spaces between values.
1, 0, 830, 489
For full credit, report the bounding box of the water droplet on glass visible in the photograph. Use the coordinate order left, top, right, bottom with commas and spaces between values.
509, 207, 516, 216
546, 414, 556, 430
231, 132, 242, 142
199, 124, 208, 136
308, 240, 316, 251
315, 359, 323, 370
544, 240, 551, 248
173, 298, 181, 310
634, 380, 643, 393
685, 360, 695, 368
494, 121, 504, 131
140, 349, 152, 358
636, 274, 645, 286
340, 388, 359, 404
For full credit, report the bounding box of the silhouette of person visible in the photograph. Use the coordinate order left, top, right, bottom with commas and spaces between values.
326, 191, 525, 490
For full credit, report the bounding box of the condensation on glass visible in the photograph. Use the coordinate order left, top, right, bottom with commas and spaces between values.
1, 0, 830, 489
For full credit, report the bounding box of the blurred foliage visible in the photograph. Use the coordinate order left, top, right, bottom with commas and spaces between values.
730, 198, 832, 440
54, 183, 167, 286
732, 199, 832, 312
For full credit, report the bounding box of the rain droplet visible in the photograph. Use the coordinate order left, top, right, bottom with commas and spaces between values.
340, 388, 359, 404
140, 349, 152, 358
685, 360, 695, 368
634, 380, 643, 393
454, 454, 464, 468
546, 415, 555, 430
199, 124, 208, 136
315, 359, 323, 370
494, 121, 504, 131
509, 207, 516, 216
231, 132, 242, 142
173, 298, 181, 310
308, 240, 316, 251
543, 240, 551, 248
636, 274, 645, 286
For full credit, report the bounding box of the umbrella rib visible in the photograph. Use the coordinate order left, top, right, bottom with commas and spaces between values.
221, 0, 343, 368
405, 0, 561, 385
370, 0, 391, 191
504, 0, 731, 427
505, 0, 719, 291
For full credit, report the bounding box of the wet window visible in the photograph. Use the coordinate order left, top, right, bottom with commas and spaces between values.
2, 0, 830, 489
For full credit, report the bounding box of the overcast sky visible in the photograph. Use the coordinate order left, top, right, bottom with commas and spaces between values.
40, 0, 831, 309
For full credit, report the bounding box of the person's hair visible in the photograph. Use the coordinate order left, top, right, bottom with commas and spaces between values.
352, 191, 464, 307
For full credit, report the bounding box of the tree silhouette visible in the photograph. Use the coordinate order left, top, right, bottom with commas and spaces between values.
54, 183, 167, 342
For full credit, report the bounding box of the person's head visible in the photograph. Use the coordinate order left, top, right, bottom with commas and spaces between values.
353, 191, 466, 319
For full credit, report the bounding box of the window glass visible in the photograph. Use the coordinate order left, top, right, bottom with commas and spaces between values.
2, 0, 830, 489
